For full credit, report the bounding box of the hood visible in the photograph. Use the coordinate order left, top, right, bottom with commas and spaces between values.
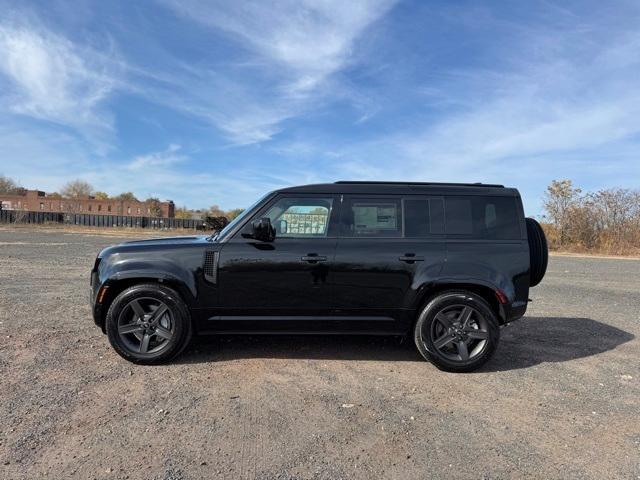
98, 235, 211, 258
120, 235, 208, 246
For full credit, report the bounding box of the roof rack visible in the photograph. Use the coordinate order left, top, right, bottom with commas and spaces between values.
334, 181, 504, 188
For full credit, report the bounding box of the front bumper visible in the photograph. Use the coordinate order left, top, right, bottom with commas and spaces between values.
89, 270, 106, 331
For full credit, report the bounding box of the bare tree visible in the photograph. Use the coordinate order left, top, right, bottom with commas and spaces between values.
542, 180, 640, 254
208, 204, 225, 217
61, 180, 94, 198
60, 179, 94, 213
0, 175, 21, 194
542, 179, 581, 246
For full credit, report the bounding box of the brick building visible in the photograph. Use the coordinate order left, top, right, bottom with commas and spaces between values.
0, 189, 175, 218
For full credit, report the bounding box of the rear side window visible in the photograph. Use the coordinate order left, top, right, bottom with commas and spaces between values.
404, 198, 445, 237
445, 196, 520, 239
346, 198, 402, 237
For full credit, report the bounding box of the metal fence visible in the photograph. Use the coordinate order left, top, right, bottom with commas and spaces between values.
0, 209, 209, 230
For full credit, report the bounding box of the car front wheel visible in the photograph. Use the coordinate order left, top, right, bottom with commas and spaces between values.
105, 283, 192, 364
414, 290, 500, 372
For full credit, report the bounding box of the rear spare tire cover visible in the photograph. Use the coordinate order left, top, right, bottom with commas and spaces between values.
526, 217, 548, 287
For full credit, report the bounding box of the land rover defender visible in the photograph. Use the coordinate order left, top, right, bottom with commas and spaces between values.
90, 181, 548, 372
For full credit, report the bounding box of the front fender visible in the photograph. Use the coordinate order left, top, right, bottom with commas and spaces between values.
99, 257, 198, 301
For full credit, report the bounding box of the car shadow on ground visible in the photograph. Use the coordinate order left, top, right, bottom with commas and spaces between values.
482, 316, 635, 372
182, 334, 421, 363
177, 316, 634, 370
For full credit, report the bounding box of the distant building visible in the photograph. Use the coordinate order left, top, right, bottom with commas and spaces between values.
0, 189, 175, 218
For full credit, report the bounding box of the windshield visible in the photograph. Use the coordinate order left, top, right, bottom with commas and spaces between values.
213, 192, 272, 241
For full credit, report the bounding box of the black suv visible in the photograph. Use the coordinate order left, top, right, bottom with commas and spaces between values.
90, 181, 548, 372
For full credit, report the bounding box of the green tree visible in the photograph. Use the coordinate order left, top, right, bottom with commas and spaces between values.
225, 208, 244, 220
145, 197, 163, 217
94, 191, 109, 200
174, 206, 192, 219
116, 192, 138, 202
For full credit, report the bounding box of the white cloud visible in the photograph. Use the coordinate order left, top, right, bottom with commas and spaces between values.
157, 0, 397, 143
0, 20, 119, 143
287, 17, 640, 214
127, 144, 186, 171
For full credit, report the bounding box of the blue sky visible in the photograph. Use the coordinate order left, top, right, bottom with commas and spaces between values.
1, 0, 639, 214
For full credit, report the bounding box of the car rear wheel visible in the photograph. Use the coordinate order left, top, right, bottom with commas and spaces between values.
414, 291, 500, 372
105, 283, 192, 364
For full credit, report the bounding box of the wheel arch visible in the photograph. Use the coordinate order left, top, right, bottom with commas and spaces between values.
413, 282, 504, 326
96, 275, 194, 332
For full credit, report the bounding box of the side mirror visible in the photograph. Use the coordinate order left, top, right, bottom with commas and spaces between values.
252, 217, 275, 242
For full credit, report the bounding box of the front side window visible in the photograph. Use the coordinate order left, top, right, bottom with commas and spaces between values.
261, 196, 334, 237
345, 198, 402, 237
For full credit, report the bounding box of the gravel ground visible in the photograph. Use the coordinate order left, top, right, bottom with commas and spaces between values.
0, 226, 638, 480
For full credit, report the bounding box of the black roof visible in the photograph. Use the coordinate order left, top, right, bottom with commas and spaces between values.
278, 181, 517, 196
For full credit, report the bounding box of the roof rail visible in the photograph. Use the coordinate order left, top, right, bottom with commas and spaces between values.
334, 181, 504, 188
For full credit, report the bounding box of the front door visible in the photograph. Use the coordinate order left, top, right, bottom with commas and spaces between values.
213, 194, 340, 332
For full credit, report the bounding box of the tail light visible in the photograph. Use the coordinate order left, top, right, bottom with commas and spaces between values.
495, 289, 508, 305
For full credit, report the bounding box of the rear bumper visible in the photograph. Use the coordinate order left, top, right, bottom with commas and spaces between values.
500, 300, 527, 324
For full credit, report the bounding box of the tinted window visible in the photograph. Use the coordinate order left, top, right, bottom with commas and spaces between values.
445, 198, 473, 234
263, 197, 334, 237
405, 199, 429, 236
346, 198, 402, 237
404, 198, 445, 236
445, 196, 520, 239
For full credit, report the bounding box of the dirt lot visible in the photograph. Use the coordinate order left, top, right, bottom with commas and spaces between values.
0, 226, 638, 479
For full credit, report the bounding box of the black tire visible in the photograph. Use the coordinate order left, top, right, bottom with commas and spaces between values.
414, 291, 500, 373
105, 283, 193, 364
526, 217, 548, 287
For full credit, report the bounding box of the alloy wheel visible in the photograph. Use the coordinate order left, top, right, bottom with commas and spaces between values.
117, 297, 174, 355
426, 304, 489, 362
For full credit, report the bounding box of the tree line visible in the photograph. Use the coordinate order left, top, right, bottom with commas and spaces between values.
542, 180, 640, 254
7, 174, 637, 252
0, 175, 243, 220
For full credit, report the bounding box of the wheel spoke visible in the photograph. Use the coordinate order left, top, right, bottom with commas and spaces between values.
119, 323, 143, 335
457, 341, 469, 361
435, 313, 453, 328
458, 306, 473, 329
139, 333, 151, 353
130, 299, 145, 320
154, 326, 172, 340
434, 333, 454, 349
149, 304, 169, 325
466, 329, 488, 340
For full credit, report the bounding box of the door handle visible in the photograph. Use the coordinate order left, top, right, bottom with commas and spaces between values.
398, 254, 425, 263
301, 254, 327, 263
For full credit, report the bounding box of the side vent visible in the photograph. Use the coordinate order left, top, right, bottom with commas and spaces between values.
203, 250, 219, 284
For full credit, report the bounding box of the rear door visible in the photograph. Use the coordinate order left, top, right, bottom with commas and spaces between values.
332, 195, 446, 333
442, 194, 530, 309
